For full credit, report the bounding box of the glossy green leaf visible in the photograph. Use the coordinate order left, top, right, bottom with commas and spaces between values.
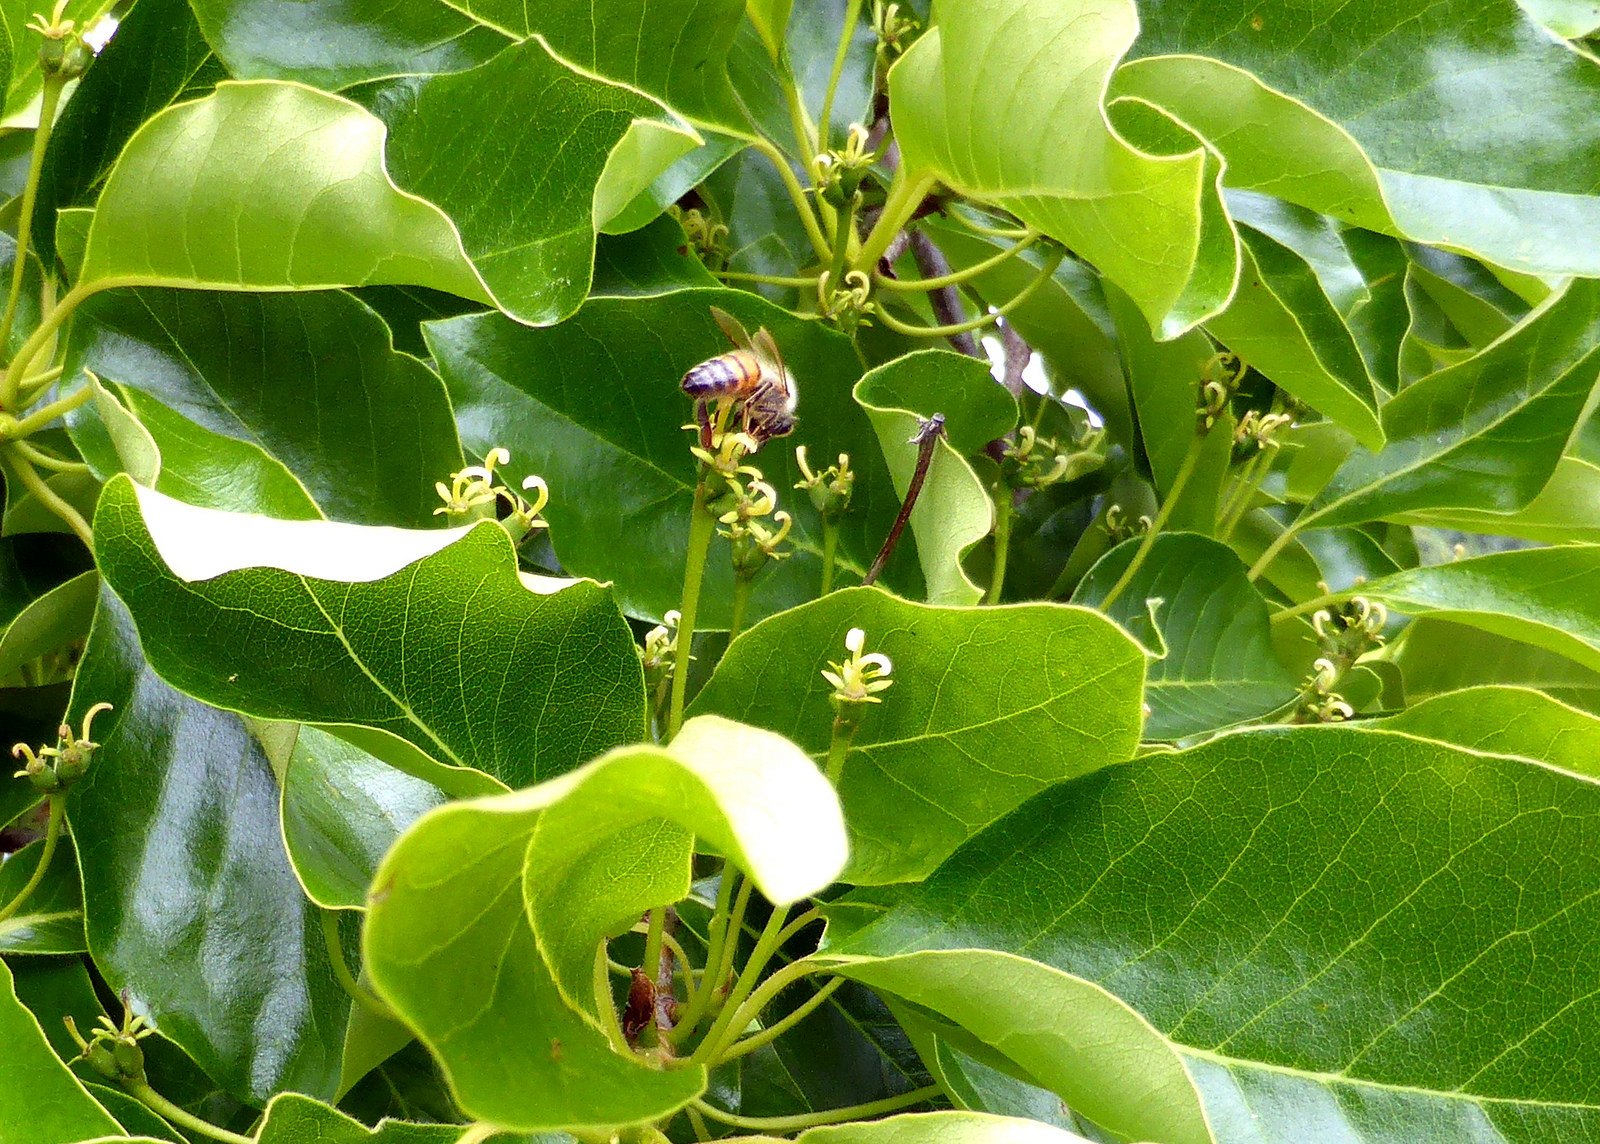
0, 958, 121, 1143
1374, 685, 1600, 779
1205, 224, 1383, 449
31, 0, 225, 262
0, 834, 84, 954
1073, 533, 1298, 739
1118, 0, 1600, 280
697, 146, 820, 306
426, 289, 920, 625
281, 726, 447, 911
365, 715, 845, 1129
67, 287, 462, 526
1302, 277, 1600, 531
81, 81, 491, 303
855, 351, 1007, 606
1395, 456, 1600, 545
891, 0, 1231, 336
591, 214, 722, 299
847, 725, 1600, 1141
92, 477, 645, 793
824, 952, 1208, 1144
797, 1111, 1093, 1144
1357, 545, 1600, 673
253, 1091, 487, 1142
63, 587, 350, 1103
1394, 618, 1600, 715
689, 586, 1146, 884
188, 0, 510, 89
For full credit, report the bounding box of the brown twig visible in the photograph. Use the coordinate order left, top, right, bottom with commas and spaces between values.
908, 232, 981, 357
863, 414, 946, 586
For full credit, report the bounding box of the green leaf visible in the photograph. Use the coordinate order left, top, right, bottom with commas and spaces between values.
1072, 533, 1299, 739
1355, 545, 1600, 673
1204, 224, 1383, 450
365, 715, 845, 1129
796, 1111, 1094, 1144
0, 834, 85, 954
252, 1091, 494, 1142
1117, 0, 1600, 280
31, 0, 225, 262
1393, 618, 1600, 715
891, 0, 1232, 336
1517, 0, 1600, 37
67, 288, 462, 526
91, 477, 646, 793
0, 568, 94, 684
688, 586, 1146, 884
591, 215, 722, 299
855, 351, 1009, 606
426, 289, 923, 625
63, 587, 353, 1103
81, 81, 492, 304
1302, 277, 1600, 531
846, 724, 1600, 1142
1395, 456, 1600, 545
823, 952, 1209, 1144
0, 958, 121, 1143
746, 0, 796, 59
281, 726, 447, 911
458, 0, 748, 132
1373, 685, 1600, 779
188, 0, 511, 89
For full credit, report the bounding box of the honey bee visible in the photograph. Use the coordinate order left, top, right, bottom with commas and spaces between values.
681, 307, 798, 449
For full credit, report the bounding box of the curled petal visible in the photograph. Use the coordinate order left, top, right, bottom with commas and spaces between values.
858, 652, 893, 675
845, 628, 865, 655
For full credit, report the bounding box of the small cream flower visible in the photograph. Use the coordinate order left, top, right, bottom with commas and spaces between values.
434, 448, 510, 517
822, 628, 894, 705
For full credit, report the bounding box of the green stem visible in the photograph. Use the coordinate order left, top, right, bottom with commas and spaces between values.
854, 170, 938, 272
10, 438, 88, 473
825, 715, 856, 784
1, 442, 91, 548
123, 1081, 254, 1144
749, 136, 833, 263
3, 380, 93, 439
986, 490, 1013, 605
1097, 432, 1206, 611
876, 232, 1038, 292
320, 909, 392, 1020
713, 270, 820, 288
728, 577, 753, 645
817, 0, 864, 152
716, 978, 844, 1064
1269, 589, 1354, 626
667, 482, 717, 740
668, 870, 744, 1045
874, 246, 1065, 338
6, 280, 98, 405
689, 901, 790, 1066
784, 77, 821, 171
641, 906, 666, 991
704, 955, 824, 1064
0, 74, 64, 380
686, 1106, 712, 1143
0, 793, 62, 923
1246, 513, 1314, 583
1215, 450, 1263, 537
820, 522, 839, 595
691, 1085, 943, 1133
594, 941, 630, 1053
828, 193, 859, 289
15, 362, 63, 405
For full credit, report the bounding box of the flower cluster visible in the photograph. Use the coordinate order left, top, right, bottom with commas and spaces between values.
11, 702, 111, 792
718, 477, 793, 578
795, 447, 856, 524
1233, 408, 1294, 461
65, 1000, 154, 1086
1001, 424, 1107, 490
433, 448, 550, 540
1197, 352, 1247, 433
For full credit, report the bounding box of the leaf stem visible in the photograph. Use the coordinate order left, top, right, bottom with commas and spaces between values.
716, 977, 844, 1064
0, 73, 64, 377
1098, 432, 1206, 611
3, 380, 92, 439
691, 1085, 942, 1132
123, 1081, 254, 1144
1, 442, 92, 548
667, 481, 718, 740
986, 490, 1013, 605
641, 906, 666, 998
688, 901, 790, 1066
863, 414, 946, 587
854, 170, 938, 272
713, 270, 820, 288
1269, 589, 1354, 625
825, 715, 856, 784
820, 521, 839, 595
668, 870, 744, 1044
874, 245, 1064, 337
727, 577, 753, 645
0, 793, 62, 923
320, 909, 393, 1020
876, 231, 1038, 292
1246, 514, 1313, 583
748, 136, 833, 263
10, 438, 87, 473
16, 363, 64, 404
6, 280, 96, 405
594, 941, 631, 1053
705, 955, 826, 1064
817, 0, 864, 152
1218, 450, 1272, 539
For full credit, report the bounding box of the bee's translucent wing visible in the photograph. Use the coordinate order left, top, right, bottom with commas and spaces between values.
710, 306, 753, 351
752, 327, 796, 405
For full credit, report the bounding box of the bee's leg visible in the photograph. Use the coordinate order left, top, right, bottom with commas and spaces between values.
696, 399, 714, 449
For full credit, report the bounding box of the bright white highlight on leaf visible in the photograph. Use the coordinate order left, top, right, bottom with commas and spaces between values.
133, 483, 473, 583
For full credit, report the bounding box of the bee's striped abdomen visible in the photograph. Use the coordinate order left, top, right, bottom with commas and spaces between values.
682, 350, 762, 399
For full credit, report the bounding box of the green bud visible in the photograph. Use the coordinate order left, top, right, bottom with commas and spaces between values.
111, 1036, 147, 1082
84, 1040, 120, 1080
